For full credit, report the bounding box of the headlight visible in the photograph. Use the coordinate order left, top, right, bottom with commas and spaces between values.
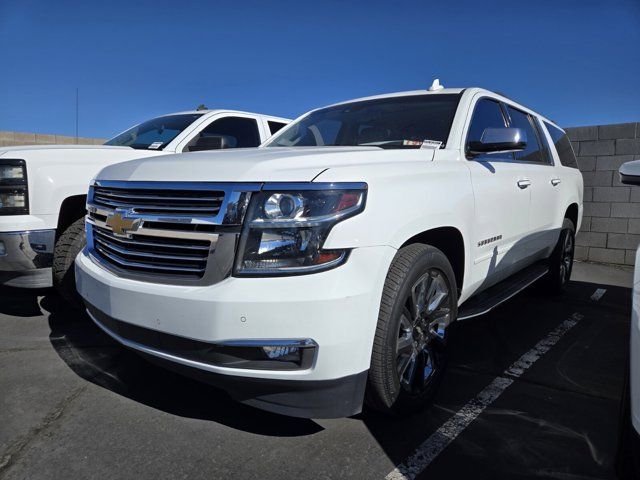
234, 183, 367, 275
0, 160, 28, 215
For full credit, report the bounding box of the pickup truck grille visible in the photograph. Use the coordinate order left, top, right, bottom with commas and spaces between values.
86, 181, 258, 285
92, 185, 225, 216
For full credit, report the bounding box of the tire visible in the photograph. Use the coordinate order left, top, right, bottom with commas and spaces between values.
52, 217, 86, 308
542, 218, 575, 294
366, 243, 458, 416
616, 365, 640, 479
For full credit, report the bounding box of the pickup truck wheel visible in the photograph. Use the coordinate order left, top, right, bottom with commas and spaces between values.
52, 217, 86, 308
366, 244, 458, 416
543, 218, 575, 294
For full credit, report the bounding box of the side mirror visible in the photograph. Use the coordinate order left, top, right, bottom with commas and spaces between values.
620, 160, 640, 185
468, 127, 527, 156
188, 134, 235, 152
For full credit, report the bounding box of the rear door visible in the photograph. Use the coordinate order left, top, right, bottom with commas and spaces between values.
504, 105, 564, 260
464, 96, 532, 288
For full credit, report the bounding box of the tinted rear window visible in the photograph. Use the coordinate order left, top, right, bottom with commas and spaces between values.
544, 122, 579, 169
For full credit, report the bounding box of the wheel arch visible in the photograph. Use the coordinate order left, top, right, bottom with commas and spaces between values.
564, 203, 579, 230
400, 226, 465, 294
56, 195, 87, 240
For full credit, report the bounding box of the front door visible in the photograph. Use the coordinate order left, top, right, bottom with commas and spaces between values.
464, 96, 532, 291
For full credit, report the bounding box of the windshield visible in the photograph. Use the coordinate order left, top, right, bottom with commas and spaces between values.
266, 94, 461, 149
105, 113, 204, 150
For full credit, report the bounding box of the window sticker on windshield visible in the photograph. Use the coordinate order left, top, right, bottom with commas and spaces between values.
402, 140, 423, 147
148, 142, 163, 150
420, 140, 443, 149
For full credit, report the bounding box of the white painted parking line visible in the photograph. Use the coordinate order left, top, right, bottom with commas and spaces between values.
385, 312, 584, 480
590, 288, 607, 302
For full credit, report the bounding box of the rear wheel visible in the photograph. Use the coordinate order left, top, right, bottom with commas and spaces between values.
52, 217, 86, 308
366, 244, 458, 416
543, 218, 575, 294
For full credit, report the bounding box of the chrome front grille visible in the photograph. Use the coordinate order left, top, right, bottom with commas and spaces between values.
92, 185, 225, 216
86, 180, 260, 285
92, 225, 210, 278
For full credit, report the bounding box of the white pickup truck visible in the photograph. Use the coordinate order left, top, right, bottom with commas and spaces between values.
75, 83, 583, 418
0, 109, 289, 299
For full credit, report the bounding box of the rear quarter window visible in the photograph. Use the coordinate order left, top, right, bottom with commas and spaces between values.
544, 122, 579, 169
268, 121, 288, 135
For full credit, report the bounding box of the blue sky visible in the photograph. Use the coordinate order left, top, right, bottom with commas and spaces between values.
1, 0, 639, 138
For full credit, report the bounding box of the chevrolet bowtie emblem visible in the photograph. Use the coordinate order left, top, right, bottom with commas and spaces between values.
105, 210, 141, 238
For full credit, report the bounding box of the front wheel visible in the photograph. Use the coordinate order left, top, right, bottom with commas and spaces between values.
52, 217, 86, 308
366, 244, 458, 416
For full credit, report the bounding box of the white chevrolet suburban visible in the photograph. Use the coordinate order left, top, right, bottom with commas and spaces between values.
0, 109, 289, 300
75, 83, 583, 418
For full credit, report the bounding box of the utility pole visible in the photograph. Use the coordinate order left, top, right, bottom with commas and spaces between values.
75, 88, 79, 144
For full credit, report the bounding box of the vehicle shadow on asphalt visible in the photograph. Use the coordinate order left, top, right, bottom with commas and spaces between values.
0, 279, 630, 478
0, 286, 50, 317
360, 280, 630, 478
36, 293, 324, 437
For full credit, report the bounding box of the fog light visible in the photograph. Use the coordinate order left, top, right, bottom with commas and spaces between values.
262, 345, 301, 361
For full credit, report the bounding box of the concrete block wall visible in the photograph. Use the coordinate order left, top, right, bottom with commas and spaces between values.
0, 131, 105, 147
2, 125, 639, 266
566, 122, 640, 266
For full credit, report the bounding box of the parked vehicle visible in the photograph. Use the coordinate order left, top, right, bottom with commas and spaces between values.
74, 82, 583, 418
616, 160, 640, 479
0, 109, 290, 302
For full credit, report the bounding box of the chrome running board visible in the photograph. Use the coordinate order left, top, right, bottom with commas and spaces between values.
458, 263, 549, 321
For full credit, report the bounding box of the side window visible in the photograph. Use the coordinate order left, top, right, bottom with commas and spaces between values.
268, 121, 288, 135
198, 116, 261, 149
544, 122, 579, 169
466, 98, 508, 159
506, 106, 544, 163
534, 117, 554, 165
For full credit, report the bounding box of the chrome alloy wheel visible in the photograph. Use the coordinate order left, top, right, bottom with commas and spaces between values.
396, 269, 452, 394
559, 230, 574, 285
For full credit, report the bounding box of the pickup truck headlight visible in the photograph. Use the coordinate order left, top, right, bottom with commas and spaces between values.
0, 160, 28, 215
234, 183, 367, 276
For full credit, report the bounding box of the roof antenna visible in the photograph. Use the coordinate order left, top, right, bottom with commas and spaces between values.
428, 79, 444, 91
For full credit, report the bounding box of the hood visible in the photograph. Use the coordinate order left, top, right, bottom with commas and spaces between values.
0, 144, 165, 166
96, 146, 435, 183
0, 144, 130, 155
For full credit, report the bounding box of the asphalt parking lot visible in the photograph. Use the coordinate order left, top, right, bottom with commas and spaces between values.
0, 262, 633, 480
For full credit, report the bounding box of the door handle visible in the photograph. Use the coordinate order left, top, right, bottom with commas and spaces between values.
517, 179, 531, 189
551, 178, 561, 186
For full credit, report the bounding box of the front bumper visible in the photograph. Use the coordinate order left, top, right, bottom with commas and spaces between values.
75, 245, 396, 417
0, 229, 55, 288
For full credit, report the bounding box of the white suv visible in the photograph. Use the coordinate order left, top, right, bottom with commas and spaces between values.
75, 84, 583, 418
0, 109, 289, 301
